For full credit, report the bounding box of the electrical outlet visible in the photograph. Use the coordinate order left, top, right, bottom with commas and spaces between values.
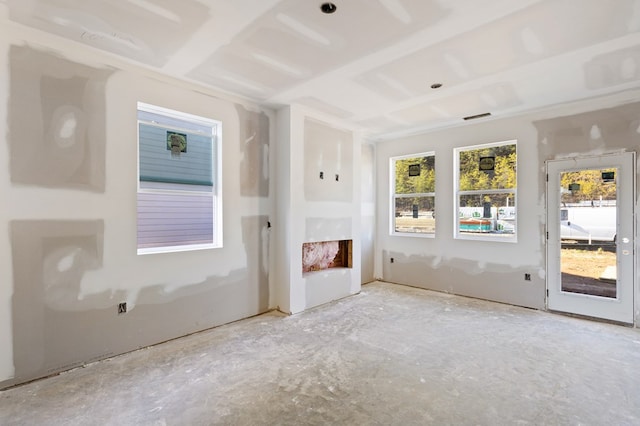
335, 174, 339, 181
319, 171, 324, 179
390, 257, 394, 263
524, 273, 531, 281
118, 302, 127, 315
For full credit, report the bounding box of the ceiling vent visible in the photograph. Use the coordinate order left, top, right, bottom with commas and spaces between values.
463, 112, 492, 121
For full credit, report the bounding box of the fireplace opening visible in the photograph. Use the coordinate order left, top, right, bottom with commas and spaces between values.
302, 240, 352, 273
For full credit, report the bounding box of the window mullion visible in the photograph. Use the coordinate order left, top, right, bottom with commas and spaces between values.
458, 189, 515, 196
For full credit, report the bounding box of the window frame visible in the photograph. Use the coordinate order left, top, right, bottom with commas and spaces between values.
390, 151, 436, 238
453, 140, 517, 243
136, 102, 223, 255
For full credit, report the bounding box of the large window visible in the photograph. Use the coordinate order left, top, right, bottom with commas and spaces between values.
391, 152, 435, 236
454, 140, 516, 241
137, 102, 222, 254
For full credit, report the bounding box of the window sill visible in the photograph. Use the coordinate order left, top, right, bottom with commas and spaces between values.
137, 243, 221, 255
391, 232, 436, 238
454, 233, 517, 243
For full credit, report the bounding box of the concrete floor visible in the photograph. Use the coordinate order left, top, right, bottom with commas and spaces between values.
2, 281, 640, 425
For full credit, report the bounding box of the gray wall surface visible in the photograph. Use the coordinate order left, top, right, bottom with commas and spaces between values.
273, 110, 362, 314
375, 93, 640, 318
361, 143, 376, 284
0, 39, 273, 388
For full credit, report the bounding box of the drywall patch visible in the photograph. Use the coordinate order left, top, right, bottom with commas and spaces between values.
236, 105, 270, 197
361, 215, 375, 284
42, 236, 103, 311
361, 144, 375, 203
534, 101, 640, 159
305, 217, 352, 242
304, 118, 353, 202
7, 217, 269, 388
10, 220, 104, 384
305, 269, 352, 309
8, 45, 112, 191
4, 265, 261, 389
241, 216, 270, 312
132, 267, 263, 337
383, 251, 544, 310
7, 0, 210, 67
584, 46, 640, 90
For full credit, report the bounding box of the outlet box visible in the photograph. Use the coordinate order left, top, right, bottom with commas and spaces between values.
118, 302, 127, 314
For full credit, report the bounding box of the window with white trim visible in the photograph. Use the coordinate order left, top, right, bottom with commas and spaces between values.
137, 102, 222, 254
391, 152, 435, 236
454, 140, 516, 241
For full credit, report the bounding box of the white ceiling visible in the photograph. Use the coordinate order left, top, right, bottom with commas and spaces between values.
6, 0, 640, 139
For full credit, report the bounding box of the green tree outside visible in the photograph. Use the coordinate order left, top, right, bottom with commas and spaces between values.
560, 169, 616, 204
395, 155, 435, 194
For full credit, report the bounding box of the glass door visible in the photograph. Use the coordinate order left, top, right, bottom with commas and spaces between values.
547, 153, 635, 323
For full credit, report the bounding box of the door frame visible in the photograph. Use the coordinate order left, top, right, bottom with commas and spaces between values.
546, 152, 636, 324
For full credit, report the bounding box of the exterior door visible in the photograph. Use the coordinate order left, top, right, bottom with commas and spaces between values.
547, 153, 635, 324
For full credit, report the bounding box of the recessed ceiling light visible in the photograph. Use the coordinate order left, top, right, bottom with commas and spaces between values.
431, 83, 443, 89
321, 2, 337, 14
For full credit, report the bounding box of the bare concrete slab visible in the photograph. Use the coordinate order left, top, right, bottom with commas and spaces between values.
1, 281, 639, 425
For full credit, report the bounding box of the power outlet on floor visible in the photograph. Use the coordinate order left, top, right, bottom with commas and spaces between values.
524, 273, 531, 281
118, 302, 127, 315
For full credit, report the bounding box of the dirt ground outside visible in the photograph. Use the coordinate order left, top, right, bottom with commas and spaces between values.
561, 246, 617, 298
394, 217, 435, 233
561, 247, 616, 279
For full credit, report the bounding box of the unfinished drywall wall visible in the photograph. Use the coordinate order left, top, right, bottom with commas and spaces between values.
10, 220, 104, 377
375, 91, 640, 313
236, 105, 270, 197
0, 32, 273, 388
361, 143, 375, 283
382, 251, 541, 309
8, 45, 112, 191
305, 218, 352, 241
304, 118, 353, 202
534, 102, 640, 159
274, 107, 361, 314
534, 101, 640, 324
